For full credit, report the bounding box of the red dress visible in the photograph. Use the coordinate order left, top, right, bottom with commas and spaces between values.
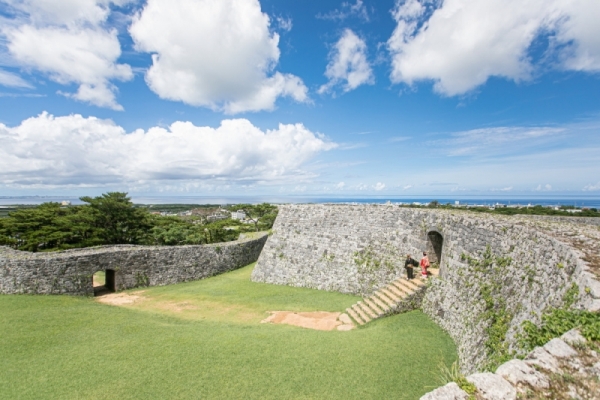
420, 256, 430, 276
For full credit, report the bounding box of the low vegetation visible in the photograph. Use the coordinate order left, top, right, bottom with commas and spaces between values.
519, 282, 600, 352
460, 246, 515, 370
0, 192, 277, 252
407, 201, 599, 217
0, 264, 457, 399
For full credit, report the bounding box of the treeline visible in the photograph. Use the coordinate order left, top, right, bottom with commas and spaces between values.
407, 201, 599, 217
140, 203, 220, 214
0, 192, 277, 252
466, 205, 599, 217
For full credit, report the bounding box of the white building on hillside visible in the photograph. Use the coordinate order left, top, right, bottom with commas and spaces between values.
231, 210, 246, 220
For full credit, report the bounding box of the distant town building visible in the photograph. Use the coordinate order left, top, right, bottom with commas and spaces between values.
231, 210, 246, 220
61, 201, 71, 206
207, 209, 230, 222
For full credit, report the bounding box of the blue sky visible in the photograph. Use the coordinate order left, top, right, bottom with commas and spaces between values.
0, 0, 599, 197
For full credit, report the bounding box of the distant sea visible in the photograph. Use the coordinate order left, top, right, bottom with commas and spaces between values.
1, 195, 599, 208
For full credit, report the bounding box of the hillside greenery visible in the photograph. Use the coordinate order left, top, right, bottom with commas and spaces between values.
0, 192, 277, 252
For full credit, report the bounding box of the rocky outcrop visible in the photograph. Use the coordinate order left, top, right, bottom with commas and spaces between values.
421, 329, 600, 400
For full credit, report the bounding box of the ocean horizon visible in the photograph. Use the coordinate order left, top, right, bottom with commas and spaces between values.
1, 194, 599, 208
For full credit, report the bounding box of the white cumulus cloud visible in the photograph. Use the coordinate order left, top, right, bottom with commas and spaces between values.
388, 0, 600, 96
2, 0, 133, 110
3, 0, 132, 26
129, 0, 308, 114
319, 29, 373, 94
0, 112, 337, 189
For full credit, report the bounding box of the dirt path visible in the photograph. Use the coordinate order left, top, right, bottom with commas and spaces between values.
261, 311, 355, 331
95, 293, 355, 331
96, 292, 145, 306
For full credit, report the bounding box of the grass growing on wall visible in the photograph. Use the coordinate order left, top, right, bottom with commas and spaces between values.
0, 264, 457, 400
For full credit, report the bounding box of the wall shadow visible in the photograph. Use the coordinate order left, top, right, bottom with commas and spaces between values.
93, 269, 116, 297
426, 231, 444, 266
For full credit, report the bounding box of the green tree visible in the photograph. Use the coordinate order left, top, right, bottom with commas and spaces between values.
0, 203, 86, 251
79, 192, 152, 245
428, 200, 440, 208
236, 203, 278, 231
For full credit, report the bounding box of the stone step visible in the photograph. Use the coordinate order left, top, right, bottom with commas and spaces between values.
346, 307, 365, 325
391, 280, 413, 296
398, 279, 420, 291
429, 268, 440, 277
357, 301, 378, 319
386, 284, 407, 298
363, 298, 385, 316
352, 304, 372, 323
369, 295, 391, 313
374, 291, 396, 307
381, 288, 401, 302
409, 278, 426, 287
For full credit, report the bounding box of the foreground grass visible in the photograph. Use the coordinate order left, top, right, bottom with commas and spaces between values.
0, 265, 457, 399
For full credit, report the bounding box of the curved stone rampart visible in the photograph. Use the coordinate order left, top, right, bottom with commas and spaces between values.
0, 233, 267, 296
252, 204, 599, 372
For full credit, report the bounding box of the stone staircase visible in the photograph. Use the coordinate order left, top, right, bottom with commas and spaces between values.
344, 269, 439, 326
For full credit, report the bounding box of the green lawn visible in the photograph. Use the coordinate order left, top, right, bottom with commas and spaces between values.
0, 264, 456, 399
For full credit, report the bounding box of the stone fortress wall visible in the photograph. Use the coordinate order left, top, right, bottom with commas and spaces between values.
0, 233, 268, 296
252, 204, 600, 373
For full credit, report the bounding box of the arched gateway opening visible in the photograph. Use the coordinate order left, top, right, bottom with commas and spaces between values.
93, 269, 116, 296
426, 231, 444, 268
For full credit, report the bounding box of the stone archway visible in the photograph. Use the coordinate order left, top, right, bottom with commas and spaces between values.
93, 269, 116, 296
426, 231, 444, 267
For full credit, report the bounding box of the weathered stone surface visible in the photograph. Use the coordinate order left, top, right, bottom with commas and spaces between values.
338, 313, 353, 325
560, 329, 586, 346
495, 359, 549, 388
253, 204, 599, 373
466, 373, 516, 400
423, 332, 600, 400
592, 362, 600, 378
586, 279, 600, 299
0, 234, 268, 295
525, 347, 560, 372
419, 382, 468, 400
543, 338, 577, 358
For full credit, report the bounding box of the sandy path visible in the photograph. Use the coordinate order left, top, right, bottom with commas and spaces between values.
94, 293, 355, 331
96, 292, 144, 306
261, 311, 354, 331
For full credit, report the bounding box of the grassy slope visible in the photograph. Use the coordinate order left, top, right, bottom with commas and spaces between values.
117, 263, 362, 323
0, 265, 456, 400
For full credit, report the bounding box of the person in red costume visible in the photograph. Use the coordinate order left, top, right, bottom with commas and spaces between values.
420, 252, 430, 279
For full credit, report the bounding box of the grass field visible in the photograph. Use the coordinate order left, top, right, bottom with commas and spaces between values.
0, 264, 457, 399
